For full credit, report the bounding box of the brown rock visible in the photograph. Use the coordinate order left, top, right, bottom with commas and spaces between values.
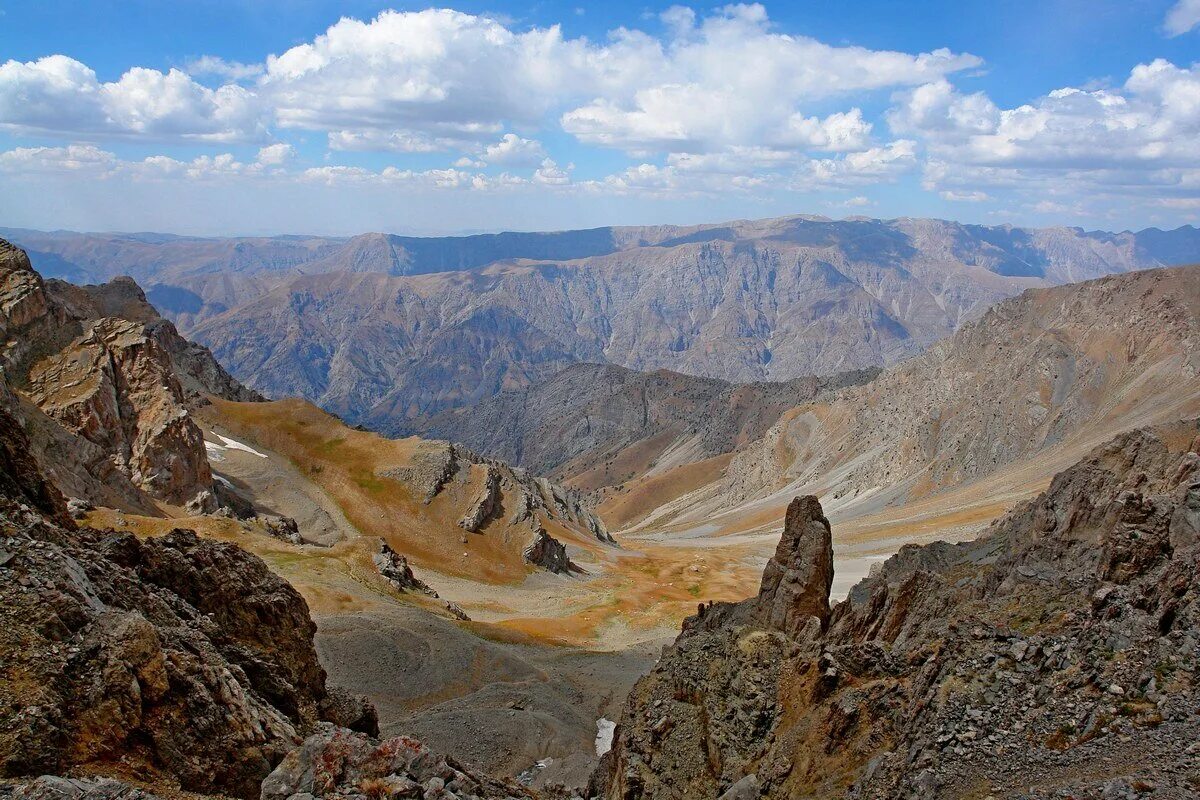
522, 526, 576, 574
25, 318, 214, 508
755, 495, 833, 635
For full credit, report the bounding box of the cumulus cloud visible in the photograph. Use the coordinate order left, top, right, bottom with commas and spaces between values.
0, 144, 117, 174
480, 134, 548, 166
895, 60, 1200, 200
256, 143, 295, 165
560, 5, 976, 155
793, 140, 918, 189
1164, 0, 1200, 35
0, 6, 977, 163
0, 56, 268, 142
533, 158, 571, 185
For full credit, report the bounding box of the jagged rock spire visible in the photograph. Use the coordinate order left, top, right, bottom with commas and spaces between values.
755, 494, 834, 636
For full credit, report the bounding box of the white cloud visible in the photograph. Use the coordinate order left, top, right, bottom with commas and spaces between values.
940, 189, 990, 202
480, 134, 548, 166
260, 9, 627, 139
0, 144, 116, 174
560, 6, 977, 156
0, 56, 268, 142
533, 158, 571, 185
793, 140, 918, 189
0, 7, 975, 155
1165, 0, 1200, 36
256, 143, 295, 165
897, 60, 1200, 202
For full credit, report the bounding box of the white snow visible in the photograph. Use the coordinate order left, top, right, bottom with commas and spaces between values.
217, 434, 268, 458
595, 718, 616, 757
206, 433, 268, 461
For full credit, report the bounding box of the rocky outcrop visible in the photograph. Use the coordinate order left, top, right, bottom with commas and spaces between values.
0, 520, 378, 798
390, 441, 612, 544
458, 465, 501, 532
3, 776, 163, 800
25, 318, 215, 508
0, 240, 76, 381
0, 389, 378, 798
0, 238, 264, 514
0, 397, 73, 527
595, 419, 1200, 798
385, 444, 461, 504
753, 495, 833, 637
260, 728, 531, 800
44, 275, 263, 405
373, 541, 438, 596
522, 527, 576, 575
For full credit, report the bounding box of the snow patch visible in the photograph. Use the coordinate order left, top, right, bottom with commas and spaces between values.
206, 433, 268, 460
595, 718, 616, 757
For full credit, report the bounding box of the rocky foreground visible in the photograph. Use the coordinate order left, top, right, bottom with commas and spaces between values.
0, 385, 529, 800
591, 421, 1200, 798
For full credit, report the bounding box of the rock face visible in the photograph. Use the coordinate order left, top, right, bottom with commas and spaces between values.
65, 216, 1191, 431
754, 496, 833, 637
594, 419, 1200, 798
44, 275, 264, 405
390, 440, 612, 544
0, 375, 378, 798
522, 527, 576, 574
0, 238, 262, 513
26, 318, 214, 507
260, 727, 531, 800
416, 363, 879, 488
4, 776, 163, 800
0, 524, 379, 799
458, 465, 501, 532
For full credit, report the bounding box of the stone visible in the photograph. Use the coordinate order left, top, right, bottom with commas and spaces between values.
260, 728, 529, 800
373, 541, 438, 596
755, 495, 834, 636
522, 527, 576, 574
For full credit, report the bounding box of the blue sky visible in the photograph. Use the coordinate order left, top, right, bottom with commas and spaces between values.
1, 0, 1198, 235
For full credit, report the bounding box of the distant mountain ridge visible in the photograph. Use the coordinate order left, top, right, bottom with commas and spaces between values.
7, 216, 1200, 431
414, 362, 880, 492
7, 216, 1199, 286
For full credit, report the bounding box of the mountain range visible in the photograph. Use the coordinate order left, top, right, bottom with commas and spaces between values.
2, 219, 1200, 799
7, 217, 1200, 431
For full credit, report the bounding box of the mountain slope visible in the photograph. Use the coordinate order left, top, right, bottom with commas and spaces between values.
181, 217, 1200, 429
636, 263, 1200, 541
0, 239, 251, 513
416, 362, 879, 493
